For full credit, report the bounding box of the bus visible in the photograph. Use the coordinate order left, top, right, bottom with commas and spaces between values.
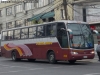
0, 34, 1, 56
1, 20, 98, 64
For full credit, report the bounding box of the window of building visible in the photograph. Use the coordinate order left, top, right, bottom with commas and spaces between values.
6, 7, 12, 16
0, 24, 2, 33
25, 3, 35, 10
0, 10, 2, 17
21, 28, 28, 39
15, 20, 23, 27
36, 0, 47, 8
37, 25, 45, 37
25, 18, 32, 26
8, 30, 13, 40
14, 29, 20, 39
49, 0, 54, 4
29, 27, 36, 38
15, 4, 23, 13
6, 22, 15, 29
61, 9, 65, 19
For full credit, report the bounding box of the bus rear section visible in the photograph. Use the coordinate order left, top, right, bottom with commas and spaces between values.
1, 20, 96, 64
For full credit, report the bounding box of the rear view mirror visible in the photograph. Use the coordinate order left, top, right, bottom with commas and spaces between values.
60, 28, 66, 31
92, 30, 100, 39
67, 29, 73, 39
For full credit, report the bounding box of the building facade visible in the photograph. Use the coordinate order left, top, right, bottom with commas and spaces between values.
0, 0, 55, 32
54, 0, 73, 20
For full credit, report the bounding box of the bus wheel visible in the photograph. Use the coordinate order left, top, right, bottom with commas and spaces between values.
28, 59, 36, 62
48, 52, 56, 64
11, 51, 21, 61
68, 60, 76, 64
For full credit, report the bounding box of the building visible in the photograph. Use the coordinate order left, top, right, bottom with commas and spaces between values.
54, 0, 73, 20
0, 0, 55, 32
0, 3, 15, 32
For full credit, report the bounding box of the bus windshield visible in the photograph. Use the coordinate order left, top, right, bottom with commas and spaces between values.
67, 23, 94, 49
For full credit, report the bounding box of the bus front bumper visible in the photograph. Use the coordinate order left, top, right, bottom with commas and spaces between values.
70, 54, 95, 60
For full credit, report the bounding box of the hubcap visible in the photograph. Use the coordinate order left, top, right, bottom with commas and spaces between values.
12, 53, 15, 60
50, 54, 54, 62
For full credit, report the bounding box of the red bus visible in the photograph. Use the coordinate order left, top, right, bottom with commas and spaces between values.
1, 20, 97, 64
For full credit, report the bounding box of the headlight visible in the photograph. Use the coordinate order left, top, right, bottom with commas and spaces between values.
71, 52, 78, 55
90, 51, 95, 54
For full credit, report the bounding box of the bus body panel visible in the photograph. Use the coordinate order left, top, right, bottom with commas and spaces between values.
1, 41, 95, 60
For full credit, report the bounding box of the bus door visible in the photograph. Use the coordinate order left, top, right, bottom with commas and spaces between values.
57, 23, 69, 60
57, 23, 68, 48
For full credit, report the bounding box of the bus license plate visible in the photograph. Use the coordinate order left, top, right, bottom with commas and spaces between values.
83, 56, 87, 58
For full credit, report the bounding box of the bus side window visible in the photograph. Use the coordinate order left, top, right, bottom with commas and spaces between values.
46, 24, 56, 37
37, 26, 45, 37
8, 30, 13, 40
2, 31, 7, 40
51, 23, 56, 36
46, 24, 52, 36
21, 28, 28, 39
14, 29, 20, 40
29, 27, 36, 38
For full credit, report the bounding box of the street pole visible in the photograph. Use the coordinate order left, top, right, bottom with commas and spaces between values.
63, 0, 67, 20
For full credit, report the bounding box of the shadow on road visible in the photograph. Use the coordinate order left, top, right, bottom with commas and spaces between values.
1, 58, 93, 66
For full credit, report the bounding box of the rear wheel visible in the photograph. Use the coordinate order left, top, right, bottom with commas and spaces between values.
48, 52, 57, 64
68, 60, 76, 64
11, 51, 21, 61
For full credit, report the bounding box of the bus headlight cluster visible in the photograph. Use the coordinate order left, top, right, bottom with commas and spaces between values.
90, 51, 95, 54
71, 52, 78, 55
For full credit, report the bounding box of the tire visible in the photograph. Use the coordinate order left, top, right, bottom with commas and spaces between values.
11, 51, 21, 61
68, 60, 76, 64
48, 52, 56, 64
28, 59, 36, 62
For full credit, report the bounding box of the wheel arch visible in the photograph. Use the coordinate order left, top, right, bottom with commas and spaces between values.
46, 50, 55, 59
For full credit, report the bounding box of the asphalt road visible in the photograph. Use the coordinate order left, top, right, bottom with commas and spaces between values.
0, 57, 99, 75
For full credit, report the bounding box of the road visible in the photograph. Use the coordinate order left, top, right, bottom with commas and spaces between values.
0, 57, 99, 75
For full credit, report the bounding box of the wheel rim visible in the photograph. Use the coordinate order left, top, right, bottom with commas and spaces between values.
49, 54, 54, 62
12, 52, 15, 60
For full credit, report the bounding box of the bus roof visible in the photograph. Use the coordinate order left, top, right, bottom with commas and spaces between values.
2, 20, 88, 31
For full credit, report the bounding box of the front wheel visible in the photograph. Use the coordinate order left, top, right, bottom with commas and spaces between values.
48, 52, 57, 64
11, 51, 21, 61
68, 60, 76, 64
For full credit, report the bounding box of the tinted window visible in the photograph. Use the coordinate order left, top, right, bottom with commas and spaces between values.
21, 28, 28, 39
37, 26, 45, 37
46, 23, 56, 36
29, 27, 36, 38
8, 30, 13, 40
14, 29, 20, 39
2, 31, 7, 40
